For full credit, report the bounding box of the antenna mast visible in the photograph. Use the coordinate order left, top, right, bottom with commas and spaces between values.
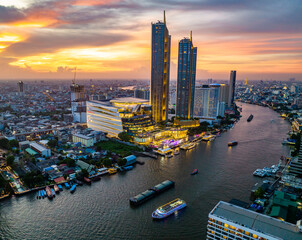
72, 66, 77, 84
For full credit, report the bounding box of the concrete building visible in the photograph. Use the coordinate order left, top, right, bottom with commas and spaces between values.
29, 142, 51, 157
228, 70, 236, 107
194, 85, 219, 120
151, 11, 171, 123
70, 83, 87, 123
134, 89, 150, 100
17, 81, 24, 95
289, 136, 302, 177
176, 32, 197, 119
87, 97, 154, 137
72, 133, 95, 147
207, 201, 302, 240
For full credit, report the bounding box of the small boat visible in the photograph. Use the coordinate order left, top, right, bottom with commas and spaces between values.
91, 175, 101, 181
37, 190, 41, 199
45, 186, 53, 199
64, 182, 70, 189
152, 198, 187, 219
123, 166, 133, 171
83, 177, 91, 184
54, 184, 60, 193
108, 168, 117, 174
43, 190, 47, 197
51, 188, 55, 197
70, 184, 76, 193
228, 141, 238, 146
247, 114, 253, 122
191, 169, 198, 175
75, 179, 83, 186
58, 184, 63, 191
41, 190, 45, 198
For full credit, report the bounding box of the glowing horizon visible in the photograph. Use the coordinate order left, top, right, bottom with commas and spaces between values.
0, 0, 301, 80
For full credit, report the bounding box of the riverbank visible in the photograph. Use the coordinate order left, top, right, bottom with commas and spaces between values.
0, 103, 290, 240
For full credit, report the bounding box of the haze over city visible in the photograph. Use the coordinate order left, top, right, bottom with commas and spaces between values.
0, 0, 302, 80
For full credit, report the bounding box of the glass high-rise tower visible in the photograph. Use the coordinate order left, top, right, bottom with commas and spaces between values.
228, 70, 236, 107
151, 11, 171, 123
176, 32, 197, 119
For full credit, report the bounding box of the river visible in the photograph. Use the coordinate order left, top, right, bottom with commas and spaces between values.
0, 103, 290, 240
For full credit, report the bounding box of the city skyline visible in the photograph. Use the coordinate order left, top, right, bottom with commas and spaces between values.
0, 0, 302, 80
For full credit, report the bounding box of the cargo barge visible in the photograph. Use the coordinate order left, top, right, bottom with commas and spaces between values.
129, 180, 175, 206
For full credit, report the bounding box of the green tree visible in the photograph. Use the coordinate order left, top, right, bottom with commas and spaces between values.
118, 132, 132, 142
0, 138, 9, 149
117, 158, 127, 167
102, 158, 112, 167
6, 155, 15, 166
47, 139, 58, 148
8, 139, 19, 148
81, 169, 89, 178
254, 187, 265, 198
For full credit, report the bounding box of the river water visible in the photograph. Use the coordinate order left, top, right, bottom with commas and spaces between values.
0, 103, 290, 240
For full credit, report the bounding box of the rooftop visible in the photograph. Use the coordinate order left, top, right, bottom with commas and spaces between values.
210, 201, 302, 240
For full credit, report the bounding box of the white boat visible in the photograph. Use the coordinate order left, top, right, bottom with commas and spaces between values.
152, 198, 186, 219
180, 143, 196, 150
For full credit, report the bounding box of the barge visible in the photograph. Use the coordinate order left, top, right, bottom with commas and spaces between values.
129, 180, 175, 206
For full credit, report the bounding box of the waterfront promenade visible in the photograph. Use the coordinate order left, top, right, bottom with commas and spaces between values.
0, 103, 290, 240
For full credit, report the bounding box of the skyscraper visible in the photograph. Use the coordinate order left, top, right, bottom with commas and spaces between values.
228, 70, 236, 107
151, 11, 171, 123
289, 136, 302, 177
17, 81, 24, 94
194, 85, 219, 119
176, 32, 197, 119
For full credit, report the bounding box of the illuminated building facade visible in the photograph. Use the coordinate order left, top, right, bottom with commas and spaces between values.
228, 70, 236, 107
70, 83, 87, 123
194, 85, 219, 120
151, 11, 171, 123
87, 98, 154, 137
176, 33, 197, 119
207, 201, 302, 240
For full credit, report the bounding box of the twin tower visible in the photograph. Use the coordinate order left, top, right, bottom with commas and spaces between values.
151, 11, 197, 123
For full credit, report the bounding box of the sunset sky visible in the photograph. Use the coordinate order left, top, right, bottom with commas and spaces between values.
0, 0, 301, 80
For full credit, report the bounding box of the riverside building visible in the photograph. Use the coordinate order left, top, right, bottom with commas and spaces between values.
194, 85, 220, 121
70, 83, 87, 123
176, 32, 197, 119
151, 11, 171, 123
87, 97, 155, 137
207, 201, 302, 240
228, 70, 236, 107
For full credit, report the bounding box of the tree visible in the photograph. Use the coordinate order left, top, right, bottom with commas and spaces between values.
9, 139, 19, 149
254, 187, 265, 198
102, 158, 112, 167
0, 138, 9, 149
118, 132, 132, 142
81, 169, 89, 178
47, 139, 58, 148
117, 158, 127, 167
66, 158, 76, 167
6, 155, 15, 166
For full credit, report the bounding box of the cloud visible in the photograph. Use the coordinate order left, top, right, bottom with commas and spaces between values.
3, 29, 131, 56
0, 6, 26, 23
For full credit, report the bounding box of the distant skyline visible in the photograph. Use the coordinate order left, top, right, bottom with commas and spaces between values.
0, 0, 302, 80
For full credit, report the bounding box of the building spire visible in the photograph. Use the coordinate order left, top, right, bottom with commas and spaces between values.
190, 31, 192, 42
163, 10, 166, 24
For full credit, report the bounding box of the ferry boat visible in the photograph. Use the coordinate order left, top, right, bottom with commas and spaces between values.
228, 141, 238, 146
108, 168, 117, 174
64, 182, 70, 189
247, 114, 253, 122
152, 198, 186, 219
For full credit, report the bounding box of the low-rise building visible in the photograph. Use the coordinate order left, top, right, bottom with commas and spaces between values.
29, 142, 51, 157
207, 201, 302, 240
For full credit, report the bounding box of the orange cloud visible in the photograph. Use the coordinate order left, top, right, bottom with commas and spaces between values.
74, 0, 121, 6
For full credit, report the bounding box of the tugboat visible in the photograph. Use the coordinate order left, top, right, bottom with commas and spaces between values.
191, 169, 198, 175
152, 198, 187, 219
247, 114, 253, 122
228, 141, 238, 146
